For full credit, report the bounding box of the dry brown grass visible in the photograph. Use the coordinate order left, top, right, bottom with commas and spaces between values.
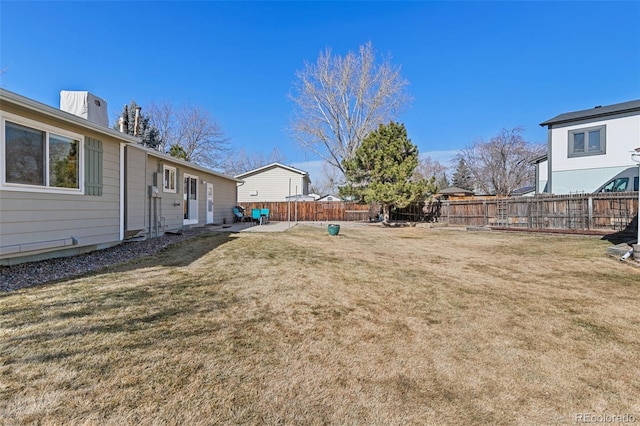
1, 225, 639, 425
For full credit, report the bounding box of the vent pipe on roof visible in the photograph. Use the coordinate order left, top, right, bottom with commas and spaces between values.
134, 106, 141, 137
120, 105, 129, 134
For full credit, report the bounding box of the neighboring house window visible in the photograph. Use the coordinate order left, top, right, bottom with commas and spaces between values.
163, 165, 177, 193
2, 116, 82, 192
568, 125, 606, 157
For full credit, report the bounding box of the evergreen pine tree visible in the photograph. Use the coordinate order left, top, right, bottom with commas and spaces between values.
340, 121, 430, 222
114, 101, 161, 150
451, 158, 474, 190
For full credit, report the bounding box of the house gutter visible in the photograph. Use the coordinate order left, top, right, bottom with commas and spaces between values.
120, 143, 125, 241
632, 148, 640, 250
539, 103, 640, 127
0, 89, 140, 144
140, 147, 244, 183
547, 127, 552, 194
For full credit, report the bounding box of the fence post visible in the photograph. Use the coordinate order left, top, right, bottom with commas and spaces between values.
483, 201, 487, 226
588, 197, 593, 230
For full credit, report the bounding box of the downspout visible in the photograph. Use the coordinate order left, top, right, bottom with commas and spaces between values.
632, 149, 640, 248
534, 161, 540, 195
118, 107, 127, 242
546, 126, 553, 194
120, 143, 125, 241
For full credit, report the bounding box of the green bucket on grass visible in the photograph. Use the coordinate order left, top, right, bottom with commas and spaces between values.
328, 224, 340, 236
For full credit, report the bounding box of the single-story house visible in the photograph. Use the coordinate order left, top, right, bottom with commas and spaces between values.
539, 99, 640, 194
511, 186, 536, 197
284, 194, 317, 202
436, 186, 475, 200
236, 162, 311, 202
316, 195, 341, 202
0, 89, 240, 265
124, 144, 241, 239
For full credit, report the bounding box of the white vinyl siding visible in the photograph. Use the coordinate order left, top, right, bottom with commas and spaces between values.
237, 166, 309, 202
548, 113, 640, 194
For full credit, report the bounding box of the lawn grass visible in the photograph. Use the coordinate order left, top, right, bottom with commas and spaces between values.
1, 225, 639, 425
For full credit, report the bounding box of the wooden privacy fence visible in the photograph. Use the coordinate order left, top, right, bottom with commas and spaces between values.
238, 201, 380, 222
435, 193, 639, 233
239, 194, 638, 234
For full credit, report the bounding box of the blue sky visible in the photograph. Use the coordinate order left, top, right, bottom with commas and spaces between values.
2, 1, 639, 180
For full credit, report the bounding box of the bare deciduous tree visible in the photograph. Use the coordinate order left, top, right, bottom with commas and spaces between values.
175, 105, 228, 169
146, 102, 175, 154
414, 156, 449, 192
147, 102, 228, 169
310, 161, 343, 195
457, 127, 545, 196
289, 42, 411, 177
221, 147, 286, 176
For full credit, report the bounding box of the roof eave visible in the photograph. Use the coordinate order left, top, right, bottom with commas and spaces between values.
0, 88, 140, 144
540, 103, 640, 127
530, 154, 548, 165
235, 162, 308, 179
127, 144, 243, 183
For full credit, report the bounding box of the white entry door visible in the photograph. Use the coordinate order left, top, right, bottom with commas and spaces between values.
206, 183, 214, 224
183, 174, 198, 225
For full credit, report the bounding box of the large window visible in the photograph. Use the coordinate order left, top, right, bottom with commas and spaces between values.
568, 125, 606, 157
3, 118, 81, 191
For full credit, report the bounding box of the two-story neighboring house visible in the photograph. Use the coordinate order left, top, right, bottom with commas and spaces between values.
539, 99, 640, 194
236, 163, 311, 202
